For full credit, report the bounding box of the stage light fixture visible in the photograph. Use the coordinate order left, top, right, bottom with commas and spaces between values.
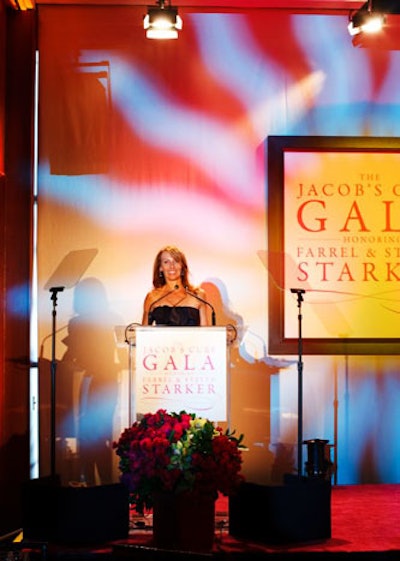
144, 0, 183, 40
348, 0, 385, 36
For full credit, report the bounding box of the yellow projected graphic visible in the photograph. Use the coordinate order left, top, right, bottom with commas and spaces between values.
284, 151, 400, 340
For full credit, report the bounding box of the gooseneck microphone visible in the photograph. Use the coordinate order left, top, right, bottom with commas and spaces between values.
148, 285, 179, 324
185, 286, 216, 326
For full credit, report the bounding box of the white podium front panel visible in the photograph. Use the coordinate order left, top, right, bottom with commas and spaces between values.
134, 326, 227, 421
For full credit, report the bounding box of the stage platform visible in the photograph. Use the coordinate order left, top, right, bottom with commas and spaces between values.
7, 483, 400, 561
113, 483, 400, 560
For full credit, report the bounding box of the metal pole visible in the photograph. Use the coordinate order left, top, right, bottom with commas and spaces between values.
49, 286, 64, 478
290, 288, 305, 479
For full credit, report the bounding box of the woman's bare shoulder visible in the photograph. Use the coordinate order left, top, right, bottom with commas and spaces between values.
144, 288, 164, 306
195, 286, 207, 299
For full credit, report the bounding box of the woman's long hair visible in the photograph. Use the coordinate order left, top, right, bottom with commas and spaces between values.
152, 245, 195, 291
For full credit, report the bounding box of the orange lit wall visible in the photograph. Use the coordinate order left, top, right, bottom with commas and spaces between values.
36, 6, 400, 485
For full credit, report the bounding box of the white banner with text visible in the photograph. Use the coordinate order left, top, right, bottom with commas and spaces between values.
134, 326, 227, 421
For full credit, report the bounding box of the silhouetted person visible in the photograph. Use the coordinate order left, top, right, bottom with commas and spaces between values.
62, 277, 121, 485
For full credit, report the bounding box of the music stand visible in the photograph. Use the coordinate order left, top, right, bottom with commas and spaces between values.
43, 248, 98, 478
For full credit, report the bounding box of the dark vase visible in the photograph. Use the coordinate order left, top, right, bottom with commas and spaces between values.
152, 491, 216, 552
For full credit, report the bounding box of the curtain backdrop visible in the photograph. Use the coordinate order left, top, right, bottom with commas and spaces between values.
37, 6, 400, 485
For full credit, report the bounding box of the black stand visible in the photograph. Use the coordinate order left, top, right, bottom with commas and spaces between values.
229, 287, 332, 544
49, 286, 64, 478
290, 287, 305, 478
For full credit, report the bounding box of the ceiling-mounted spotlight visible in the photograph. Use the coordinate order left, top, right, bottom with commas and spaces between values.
348, 0, 385, 36
144, 0, 183, 40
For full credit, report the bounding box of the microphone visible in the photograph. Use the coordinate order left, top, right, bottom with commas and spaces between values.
290, 287, 306, 302
148, 285, 179, 323
49, 286, 65, 302
185, 287, 216, 326
49, 286, 65, 293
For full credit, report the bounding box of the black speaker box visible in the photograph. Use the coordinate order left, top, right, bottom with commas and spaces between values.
229, 479, 331, 544
22, 476, 130, 544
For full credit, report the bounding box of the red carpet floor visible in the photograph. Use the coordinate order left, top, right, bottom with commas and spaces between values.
327, 484, 400, 553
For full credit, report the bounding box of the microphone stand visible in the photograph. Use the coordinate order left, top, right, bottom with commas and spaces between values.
49, 286, 64, 479
291, 288, 305, 479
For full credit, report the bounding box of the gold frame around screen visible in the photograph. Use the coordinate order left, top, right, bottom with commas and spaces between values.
267, 135, 400, 355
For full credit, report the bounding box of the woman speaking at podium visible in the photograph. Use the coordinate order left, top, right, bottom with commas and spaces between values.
142, 245, 210, 327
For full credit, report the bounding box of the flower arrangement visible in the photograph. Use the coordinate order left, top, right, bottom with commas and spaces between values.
113, 409, 245, 513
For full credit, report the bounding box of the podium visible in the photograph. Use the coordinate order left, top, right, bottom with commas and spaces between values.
125, 326, 235, 424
